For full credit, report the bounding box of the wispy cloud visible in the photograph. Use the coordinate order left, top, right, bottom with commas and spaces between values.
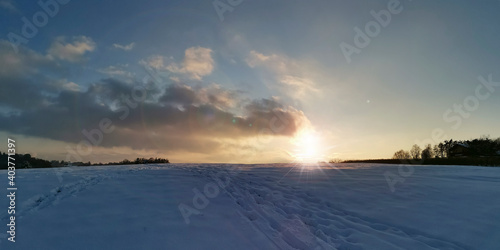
59, 80, 81, 92
140, 55, 167, 70
113, 42, 135, 51
246, 51, 318, 99
141, 47, 215, 80
47, 36, 96, 62
98, 65, 133, 78
0, 40, 67, 109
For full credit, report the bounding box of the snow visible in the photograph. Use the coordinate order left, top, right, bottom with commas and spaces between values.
1, 163, 499, 249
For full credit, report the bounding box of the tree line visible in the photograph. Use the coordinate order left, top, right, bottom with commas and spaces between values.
0, 152, 52, 169
339, 136, 500, 167
0, 152, 169, 169
99, 157, 170, 165
393, 136, 500, 160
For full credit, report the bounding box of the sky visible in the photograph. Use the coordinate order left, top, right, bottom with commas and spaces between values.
0, 0, 499, 163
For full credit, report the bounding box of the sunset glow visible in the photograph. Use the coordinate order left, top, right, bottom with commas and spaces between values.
291, 130, 324, 163
0, 1, 499, 164
1, 1, 500, 249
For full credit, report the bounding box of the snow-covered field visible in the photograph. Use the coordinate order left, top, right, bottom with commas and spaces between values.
1, 163, 499, 249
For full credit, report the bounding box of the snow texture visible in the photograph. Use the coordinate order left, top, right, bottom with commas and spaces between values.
1, 163, 499, 249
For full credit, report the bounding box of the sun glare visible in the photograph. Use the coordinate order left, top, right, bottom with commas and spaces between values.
292, 130, 323, 163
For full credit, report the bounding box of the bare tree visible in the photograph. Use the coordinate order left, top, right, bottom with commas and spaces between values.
433, 145, 440, 158
443, 139, 455, 158
393, 150, 411, 160
421, 144, 433, 160
410, 144, 421, 160
438, 142, 446, 158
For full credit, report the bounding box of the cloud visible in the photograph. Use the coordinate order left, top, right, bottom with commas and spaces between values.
0, 40, 310, 161
60, 80, 81, 92
0, 40, 67, 109
113, 42, 135, 51
243, 97, 310, 137
246, 51, 318, 99
0, 77, 310, 155
246, 51, 274, 68
140, 55, 167, 70
47, 36, 96, 62
98, 65, 133, 78
0, 40, 58, 76
159, 83, 239, 110
141, 47, 215, 80
280, 75, 317, 98
171, 46, 215, 80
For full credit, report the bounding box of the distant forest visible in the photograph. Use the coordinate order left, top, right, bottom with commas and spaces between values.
0, 153, 169, 170
340, 136, 500, 167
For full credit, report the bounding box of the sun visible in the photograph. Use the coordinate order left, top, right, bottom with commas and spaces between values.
291, 129, 323, 163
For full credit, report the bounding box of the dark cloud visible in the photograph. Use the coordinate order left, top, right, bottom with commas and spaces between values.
0, 78, 309, 154
0, 39, 309, 155
159, 84, 198, 106
0, 40, 68, 110
159, 83, 239, 109
244, 98, 307, 136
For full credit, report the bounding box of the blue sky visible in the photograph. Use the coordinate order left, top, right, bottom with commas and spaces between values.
0, 0, 499, 163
